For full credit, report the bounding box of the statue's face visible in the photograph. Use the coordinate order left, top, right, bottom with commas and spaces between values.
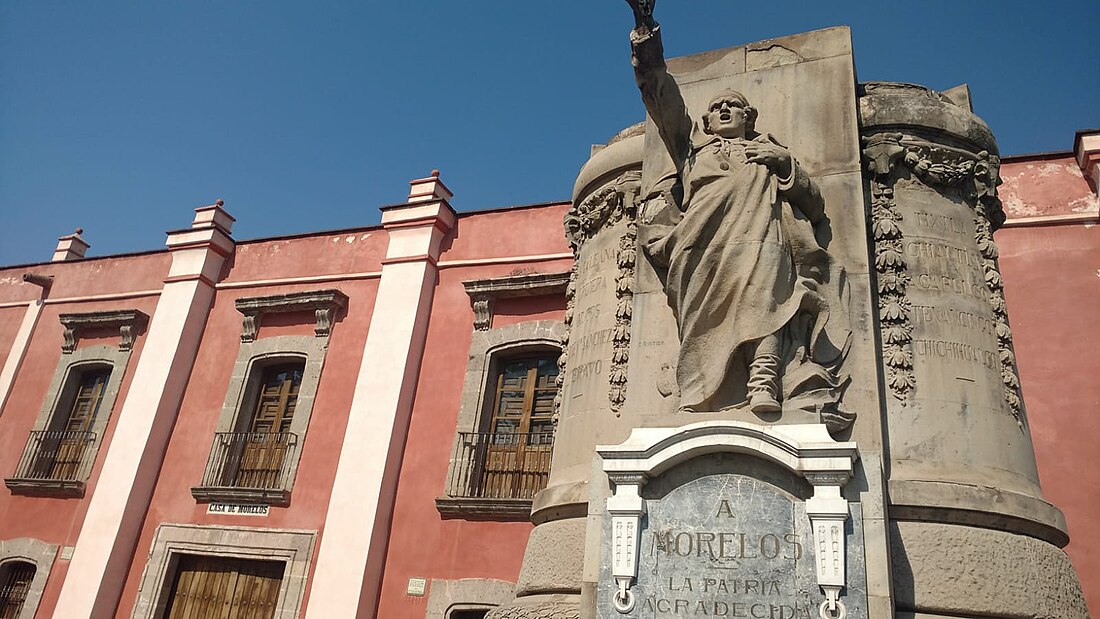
704, 96, 749, 139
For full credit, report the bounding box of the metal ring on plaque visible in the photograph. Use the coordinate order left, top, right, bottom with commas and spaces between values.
612, 586, 635, 614
819, 599, 846, 619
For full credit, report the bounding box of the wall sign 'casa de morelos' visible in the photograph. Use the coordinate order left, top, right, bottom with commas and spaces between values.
596, 423, 862, 619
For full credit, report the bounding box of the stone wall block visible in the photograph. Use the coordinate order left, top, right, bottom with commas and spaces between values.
515, 518, 587, 596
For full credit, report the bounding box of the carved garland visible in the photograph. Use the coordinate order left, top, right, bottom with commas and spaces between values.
553, 260, 578, 420
561, 170, 642, 417
972, 153, 1025, 427
862, 133, 1023, 422
864, 134, 915, 400
609, 181, 640, 416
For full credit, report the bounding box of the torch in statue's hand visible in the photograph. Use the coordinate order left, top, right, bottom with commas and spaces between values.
624, 0, 658, 33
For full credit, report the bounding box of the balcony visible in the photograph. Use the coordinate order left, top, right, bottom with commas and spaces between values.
5, 430, 97, 497
191, 432, 298, 506
436, 431, 554, 520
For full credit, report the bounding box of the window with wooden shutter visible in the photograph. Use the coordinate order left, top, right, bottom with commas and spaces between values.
163, 555, 284, 619
233, 362, 303, 489
20, 366, 112, 483
0, 561, 35, 619
47, 367, 111, 480
478, 354, 559, 499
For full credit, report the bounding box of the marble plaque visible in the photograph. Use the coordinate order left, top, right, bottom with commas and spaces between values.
598, 459, 867, 618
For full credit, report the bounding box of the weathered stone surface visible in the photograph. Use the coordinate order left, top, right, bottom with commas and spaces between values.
486, 595, 580, 619
859, 82, 997, 156
890, 521, 1087, 618
426, 579, 515, 619
516, 517, 587, 596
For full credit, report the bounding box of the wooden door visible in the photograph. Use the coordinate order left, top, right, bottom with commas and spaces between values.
235, 364, 301, 488
164, 555, 283, 619
481, 355, 558, 498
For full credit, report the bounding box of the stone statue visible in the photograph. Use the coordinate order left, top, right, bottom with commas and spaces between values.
626, 0, 850, 419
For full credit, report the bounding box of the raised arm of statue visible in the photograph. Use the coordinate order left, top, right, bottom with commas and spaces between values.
627, 13, 691, 172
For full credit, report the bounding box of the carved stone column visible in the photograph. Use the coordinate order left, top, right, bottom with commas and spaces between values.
860, 82, 1086, 618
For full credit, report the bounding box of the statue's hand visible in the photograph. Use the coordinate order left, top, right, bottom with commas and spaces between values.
744, 142, 793, 180
625, 0, 657, 32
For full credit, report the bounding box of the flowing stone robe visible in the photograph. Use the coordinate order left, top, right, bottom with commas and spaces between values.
633, 26, 839, 413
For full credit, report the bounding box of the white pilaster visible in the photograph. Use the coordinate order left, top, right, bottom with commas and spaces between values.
53, 202, 234, 619
306, 173, 455, 619
0, 275, 52, 418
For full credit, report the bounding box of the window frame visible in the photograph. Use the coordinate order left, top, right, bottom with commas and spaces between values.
5, 341, 133, 497
191, 289, 346, 507
436, 320, 565, 520
0, 538, 58, 619
191, 341, 324, 506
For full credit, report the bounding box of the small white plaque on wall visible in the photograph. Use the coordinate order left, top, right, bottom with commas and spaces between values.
406, 577, 427, 596
206, 502, 270, 516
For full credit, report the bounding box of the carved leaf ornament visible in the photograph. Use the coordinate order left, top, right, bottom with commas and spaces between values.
862, 134, 916, 402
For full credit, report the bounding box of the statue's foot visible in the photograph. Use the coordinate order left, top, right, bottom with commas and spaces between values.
750, 391, 781, 414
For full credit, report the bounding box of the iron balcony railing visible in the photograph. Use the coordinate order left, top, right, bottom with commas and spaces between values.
198, 431, 298, 491
445, 431, 554, 501
9, 429, 97, 483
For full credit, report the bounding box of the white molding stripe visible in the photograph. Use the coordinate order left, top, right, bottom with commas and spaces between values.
215, 270, 382, 290
31, 290, 162, 307
0, 289, 162, 309
1001, 211, 1099, 228
0, 254, 575, 306
436, 252, 573, 269
212, 253, 574, 290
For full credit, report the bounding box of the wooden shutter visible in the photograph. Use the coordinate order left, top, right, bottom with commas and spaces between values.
482, 354, 560, 498
49, 367, 111, 480
165, 555, 284, 619
236, 363, 303, 488
248, 364, 302, 435
64, 368, 111, 433
0, 561, 35, 619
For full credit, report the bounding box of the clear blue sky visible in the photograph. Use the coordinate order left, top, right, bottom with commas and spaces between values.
2, 2, 1097, 265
